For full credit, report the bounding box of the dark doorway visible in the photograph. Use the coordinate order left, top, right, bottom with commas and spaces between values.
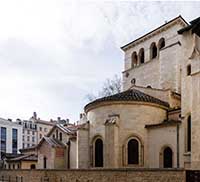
95, 139, 103, 167
30, 164, 36, 169
128, 139, 139, 164
163, 147, 173, 168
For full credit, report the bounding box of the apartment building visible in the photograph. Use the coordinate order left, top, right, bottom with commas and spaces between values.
0, 118, 22, 156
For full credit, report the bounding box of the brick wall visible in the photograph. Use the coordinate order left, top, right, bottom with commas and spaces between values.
0, 168, 185, 182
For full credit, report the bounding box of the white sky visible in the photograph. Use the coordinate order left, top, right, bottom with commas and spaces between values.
0, 1, 199, 122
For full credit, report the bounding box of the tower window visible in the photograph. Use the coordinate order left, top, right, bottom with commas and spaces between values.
158, 38, 165, 50
150, 42, 157, 59
131, 78, 136, 85
131, 52, 138, 68
139, 48, 145, 64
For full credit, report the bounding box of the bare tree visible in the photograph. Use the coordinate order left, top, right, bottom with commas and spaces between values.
86, 74, 122, 102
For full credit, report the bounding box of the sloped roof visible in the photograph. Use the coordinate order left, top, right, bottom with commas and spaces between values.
85, 89, 169, 112
6, 154, 37, 162
121, 15, 188, 50
37, 137, 66, 149
178, 17, 200, 37
46, 124, 77, 138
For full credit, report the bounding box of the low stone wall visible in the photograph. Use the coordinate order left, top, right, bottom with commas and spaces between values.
0, 168, 185, 182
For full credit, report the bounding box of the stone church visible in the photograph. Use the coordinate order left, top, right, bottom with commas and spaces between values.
12, 15, 200, 170
77, 15, 200, 170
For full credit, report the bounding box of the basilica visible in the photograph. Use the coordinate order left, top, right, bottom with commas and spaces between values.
4, 15, 200, 170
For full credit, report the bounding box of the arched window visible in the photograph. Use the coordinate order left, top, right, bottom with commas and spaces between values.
187, 115, 191, 152
59, 132, 62, 141
158, 38, 165, 50
139, 48, 145, 64
150, 42, 157, 59
30, 164, 36, 169
94, 138, 103, 167
128, 139, 139, 164
131, 52, 138, 68
163, 147, 173, 168
43, 156, 47, 169
56, 130, 58, 139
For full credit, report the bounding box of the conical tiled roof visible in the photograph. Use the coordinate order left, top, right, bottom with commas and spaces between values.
85, 89, 169, 111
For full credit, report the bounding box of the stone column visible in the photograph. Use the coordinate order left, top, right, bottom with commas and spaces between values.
76, 123, 89, 169
104, 115, 119, 168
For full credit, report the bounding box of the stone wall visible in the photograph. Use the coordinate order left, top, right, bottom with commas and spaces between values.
0, 168, 185, 182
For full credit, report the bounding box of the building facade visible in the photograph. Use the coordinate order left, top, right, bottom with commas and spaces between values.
17, 112, 69, 149
0, 118, 22, 156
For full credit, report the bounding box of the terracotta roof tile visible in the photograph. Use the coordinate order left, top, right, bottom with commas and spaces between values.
85, 89, 169, 111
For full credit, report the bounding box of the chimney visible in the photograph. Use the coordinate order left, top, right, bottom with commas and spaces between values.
8, 118, 12, 122
57, 117, 61, 122
33, 112, 37, 120
80, 113, 83, 119
66, 119, 69, 124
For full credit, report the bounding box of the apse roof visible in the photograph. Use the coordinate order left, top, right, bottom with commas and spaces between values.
85, 89, 169, 112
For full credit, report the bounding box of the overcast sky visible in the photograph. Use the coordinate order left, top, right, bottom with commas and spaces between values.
0, 1, 199, 122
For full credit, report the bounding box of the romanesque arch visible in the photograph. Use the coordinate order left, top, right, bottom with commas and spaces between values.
158, 38, 165, 50
163, 147, 173, 168
123, 135, 143, 166
150, 42, 157, 59
128, 139, 139, 164
93, 138, 103, 167
131, 51, 138, 68
138, 48, 145, 64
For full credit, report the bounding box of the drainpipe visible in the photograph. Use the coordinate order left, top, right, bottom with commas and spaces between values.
67, 140, 71, 169
177, 123, 180, 168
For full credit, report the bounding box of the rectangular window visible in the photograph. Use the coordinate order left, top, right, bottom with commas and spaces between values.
27, 130, 30, 134
187, 64, 191, 76
32, 131, 35, 135
12, 128, 18, 154
1, 127, 7, 153
39, 127, 42, 131
27, 136, 30, 141
32, 137, 35, 142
